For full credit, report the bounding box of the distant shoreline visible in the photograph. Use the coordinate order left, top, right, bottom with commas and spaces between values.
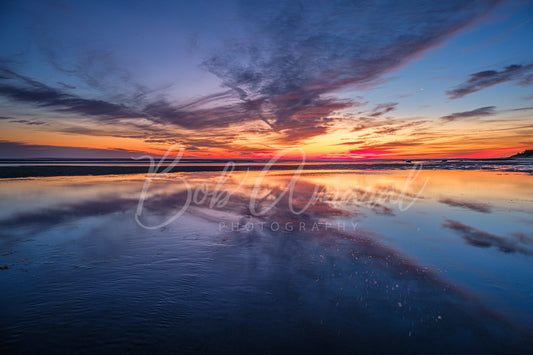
509, 150, 533, 159
0, 159, 532, 179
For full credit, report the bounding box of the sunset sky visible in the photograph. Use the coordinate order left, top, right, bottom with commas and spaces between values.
1, 0, 533, 159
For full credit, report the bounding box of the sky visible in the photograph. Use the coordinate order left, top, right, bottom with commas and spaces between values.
1, 0, 533, 159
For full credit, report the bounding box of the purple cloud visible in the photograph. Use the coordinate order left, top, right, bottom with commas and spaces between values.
203, 0, 502, 133
0, 1, 503, 144
446, 64, 533, 99
440, 106, 496, 121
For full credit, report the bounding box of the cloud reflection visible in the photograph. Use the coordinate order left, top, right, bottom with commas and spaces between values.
439, 198, 492, 213
443, 219, 533, 255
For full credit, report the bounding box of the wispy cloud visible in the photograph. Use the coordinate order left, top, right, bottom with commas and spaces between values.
446, 64, 533, 99
440, 106, 496, 121
202, 0, 501, 137
332, 141, 365, 146
348, 140, 423, 157
0, 140, 141, 158
504, 106, 533, 112
0, 67, 140, 119
9, 119, 47, 125
369, 102, 398, 117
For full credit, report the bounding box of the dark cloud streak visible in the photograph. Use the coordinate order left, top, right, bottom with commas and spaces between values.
0, 141, 141, 159
446, 64, 533, 99
0, 67, 140, 119
441, 106, 496, 121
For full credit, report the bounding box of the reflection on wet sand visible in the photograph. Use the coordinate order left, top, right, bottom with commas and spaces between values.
443, 219, 533, 255
439, 198, 492, 213
0, 169, 532, 352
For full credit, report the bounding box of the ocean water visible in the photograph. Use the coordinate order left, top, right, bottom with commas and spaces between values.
1, 168, 532, 353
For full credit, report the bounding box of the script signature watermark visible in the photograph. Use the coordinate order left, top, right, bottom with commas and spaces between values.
133, 145, 428, 229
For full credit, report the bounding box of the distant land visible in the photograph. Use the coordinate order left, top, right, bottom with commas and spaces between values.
1, 158, 532, 178
510, 150, 533, 158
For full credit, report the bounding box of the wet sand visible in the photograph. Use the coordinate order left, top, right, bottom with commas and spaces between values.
0, 158, 531, 178
1, 169, 532, 353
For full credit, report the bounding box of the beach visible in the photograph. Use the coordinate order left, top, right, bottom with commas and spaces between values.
1, 166, 532, 353
0, 158, 532, 178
